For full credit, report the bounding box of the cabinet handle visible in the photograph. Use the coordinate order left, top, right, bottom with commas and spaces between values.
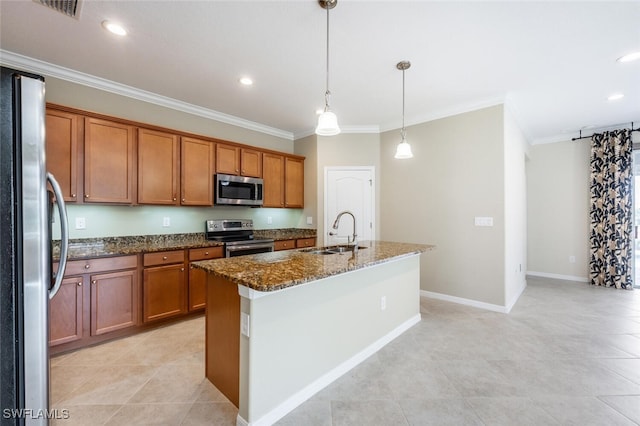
163, 256, 168, 260
84, 264, 90, 269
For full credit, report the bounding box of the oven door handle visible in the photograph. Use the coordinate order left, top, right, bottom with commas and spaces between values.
227, 243, 274, 252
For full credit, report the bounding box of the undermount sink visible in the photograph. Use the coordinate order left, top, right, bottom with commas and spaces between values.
304, 245, 366, 255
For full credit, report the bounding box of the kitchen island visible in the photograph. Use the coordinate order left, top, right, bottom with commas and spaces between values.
194, 240, 433, 426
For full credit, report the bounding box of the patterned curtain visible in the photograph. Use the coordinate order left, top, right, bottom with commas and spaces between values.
589, 129, 633, 289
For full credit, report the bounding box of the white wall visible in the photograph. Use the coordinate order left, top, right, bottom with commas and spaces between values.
526, 139, 591, 280
380, 105, 507, 307
295, 133, 381, 243
503, 107, 528, 308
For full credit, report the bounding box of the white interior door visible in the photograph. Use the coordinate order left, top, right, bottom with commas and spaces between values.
324, 167, 375, 246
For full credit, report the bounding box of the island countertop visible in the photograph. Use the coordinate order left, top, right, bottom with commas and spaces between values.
192, 240, 434, 292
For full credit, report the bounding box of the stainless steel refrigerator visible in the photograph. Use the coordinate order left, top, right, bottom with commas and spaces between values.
1, 67, 69, 425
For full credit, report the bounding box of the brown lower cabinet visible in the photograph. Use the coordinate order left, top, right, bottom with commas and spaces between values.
188, 247, 224, 311
142, 250, 187, 323
49, 255, 138, 348
274, 237, 316, 251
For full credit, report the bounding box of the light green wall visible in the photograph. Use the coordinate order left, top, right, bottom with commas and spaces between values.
380, 105, 507, 306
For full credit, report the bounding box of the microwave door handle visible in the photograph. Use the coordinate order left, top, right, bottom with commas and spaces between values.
47, 173, 69, 299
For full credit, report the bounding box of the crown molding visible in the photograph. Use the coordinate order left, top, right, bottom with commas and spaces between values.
0, 50, 294, 141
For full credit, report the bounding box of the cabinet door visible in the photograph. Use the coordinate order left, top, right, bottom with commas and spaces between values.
143, 264, 186, 323
262, 153, 284, 208
240, 149, 262, 178
46, 109, 80, 202
181, 137, 214, 206
90, 269, 138, 335
188, 264, 207, 311
216, 144, 240, 175
284, 157, 304, 208
138, 128, 179, 205
49, 276, 84, 346
84, 117, 135, 203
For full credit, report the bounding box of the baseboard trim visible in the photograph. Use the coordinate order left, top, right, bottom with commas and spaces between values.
526, 271, 588, 283
505, 279, 527, 313
420, 290, 509, 313
236, 313, 422, 426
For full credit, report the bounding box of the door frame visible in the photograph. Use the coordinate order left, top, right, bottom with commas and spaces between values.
323, 166, 376, 246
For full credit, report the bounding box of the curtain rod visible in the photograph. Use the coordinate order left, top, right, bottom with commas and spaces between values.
571, 122, 638, 141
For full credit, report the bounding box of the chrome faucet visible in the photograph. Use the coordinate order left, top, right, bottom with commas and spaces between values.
329, 210, 358, 253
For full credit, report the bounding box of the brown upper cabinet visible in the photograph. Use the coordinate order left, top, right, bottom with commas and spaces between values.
138, 128, 179, 205
181, 137, 215, 206
84, 117, 135, 204
262, 153, 285, 208
285, 157, 304, 208
45, 109, 81, 202
216, 143, 262, 178
263, 154, 304, 208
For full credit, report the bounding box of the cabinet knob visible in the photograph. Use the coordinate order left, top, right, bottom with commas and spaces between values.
91, 280, 96, 284
182, 198, 186, 202
173, 197, 177, 201
181, 267, 185, 272
84, 264, 90, 269
77, 282, 82, 286
205, 251, 209, 255
190, 265, 194, 270
71, 193, 76, 198
85, 194, 89, 198
162, 256, 168, 260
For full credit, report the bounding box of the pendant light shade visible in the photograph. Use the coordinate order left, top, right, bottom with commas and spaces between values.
394, 60, 413, 159
316, 0, 340, 136
316, 109, 340, 136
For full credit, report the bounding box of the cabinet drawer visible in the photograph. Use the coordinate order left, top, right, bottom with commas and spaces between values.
64, 255, 137, 276
143, 250, 185, 267
296, 238, 316, 248
189, 246, 224, 261
274, 239, 296, 251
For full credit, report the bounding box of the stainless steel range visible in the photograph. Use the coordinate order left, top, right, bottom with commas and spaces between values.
205, 219, 274, 257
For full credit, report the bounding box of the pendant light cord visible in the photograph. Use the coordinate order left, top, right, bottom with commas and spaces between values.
324, 3, 331, 109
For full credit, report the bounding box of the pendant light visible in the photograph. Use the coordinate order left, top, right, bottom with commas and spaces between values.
395, 61, 414, 159
315, 0, 341, 136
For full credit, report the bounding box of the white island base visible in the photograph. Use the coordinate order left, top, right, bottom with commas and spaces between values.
205, 253, 420, 425
207, 254, 422, 425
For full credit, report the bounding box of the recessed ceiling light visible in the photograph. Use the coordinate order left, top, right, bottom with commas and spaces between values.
239, 77, 253, 86
102, 20, 127, 36
607, 93, 625, 101
617, 51, 640, 63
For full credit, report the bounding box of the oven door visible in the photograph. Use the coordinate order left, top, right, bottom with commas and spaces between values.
226, 242, 274, 258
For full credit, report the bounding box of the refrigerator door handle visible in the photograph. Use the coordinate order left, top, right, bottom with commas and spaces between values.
47, 172, 68, 299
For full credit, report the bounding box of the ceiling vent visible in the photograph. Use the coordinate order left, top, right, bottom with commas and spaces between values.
35, 0, 83, 19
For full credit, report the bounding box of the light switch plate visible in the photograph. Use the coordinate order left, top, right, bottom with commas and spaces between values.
474, 217, 494, 227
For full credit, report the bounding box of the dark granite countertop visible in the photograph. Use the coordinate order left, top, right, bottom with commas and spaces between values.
53, 228, 317, 261
193, 240, 434, 292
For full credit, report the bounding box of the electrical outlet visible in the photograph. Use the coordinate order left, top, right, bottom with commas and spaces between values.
267, 216, 273, 225
163, 217, 171, 227
75, 217, 86, 230
569, 255, 576, 263
380, 296, 386, 311
241, 312, 250, 337
474, 217, 494, 227
306, 216, 313, 225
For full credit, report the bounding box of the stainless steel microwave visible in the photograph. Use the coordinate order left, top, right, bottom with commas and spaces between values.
215, 174, 264, 206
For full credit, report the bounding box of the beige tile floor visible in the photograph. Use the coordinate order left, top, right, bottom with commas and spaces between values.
51, 276, 640, 425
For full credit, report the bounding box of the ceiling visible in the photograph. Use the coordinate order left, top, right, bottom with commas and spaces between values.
1, 0, 639, 144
